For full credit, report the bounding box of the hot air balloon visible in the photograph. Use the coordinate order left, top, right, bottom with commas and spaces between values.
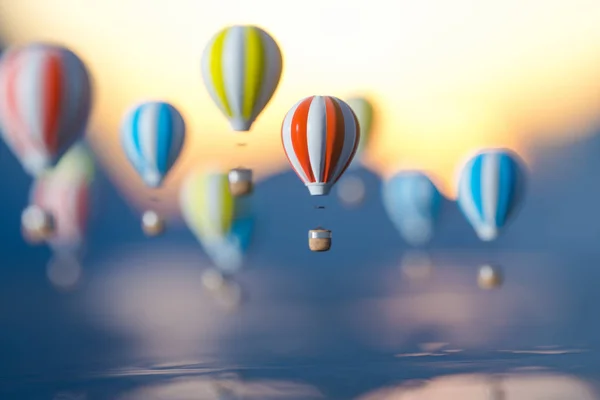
381, 171, 443, 247
281, 95, 360, 251
335, 97, 374, 207
50, 142, 95, 183
201, 25, 283, 132
180, 169, 254, 275
30, 145, 95, 291
121, 101, 186, 236
202, 25, 283, 197
0, 43, 92, 176
21, 142, 94, 244
457, 149, 525, 242
346, 96, 374, 166
29, 162, 91, 255
281, 96, 360, 196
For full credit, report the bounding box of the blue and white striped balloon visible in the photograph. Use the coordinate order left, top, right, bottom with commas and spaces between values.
457, 149, 525, 242
121, 101, 186, 188
382, 171, 443, 246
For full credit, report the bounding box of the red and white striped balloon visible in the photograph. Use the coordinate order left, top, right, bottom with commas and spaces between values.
30, 174, 90, 253
281, 96, 360, 196
0, 43, 92, 176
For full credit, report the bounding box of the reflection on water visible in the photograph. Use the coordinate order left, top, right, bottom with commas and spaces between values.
47, 252, 83, 291
116, 374, 325, 399
400, 251, 434, 283
356, 372, 598, 399
30, 363, 599, 399
2, 244, 599, 398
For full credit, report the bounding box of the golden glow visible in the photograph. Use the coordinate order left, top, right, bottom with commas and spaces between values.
1, 0, 600, 211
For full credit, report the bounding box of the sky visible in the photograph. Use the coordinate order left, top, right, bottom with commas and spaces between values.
1, 0, 600, 215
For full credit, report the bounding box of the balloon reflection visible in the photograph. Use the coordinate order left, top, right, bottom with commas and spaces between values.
47, 252, 83, 291
478, 265, 504, 290
86, 247, 326, 360
21, 143, 96, 290
116, 375, 324, 400
400, 250, 434, 283
52, 391, 88, 400
86, 247, 232, 359
355, 373, 598, 399
348, 257, 562, 351
202, 269, 245, 313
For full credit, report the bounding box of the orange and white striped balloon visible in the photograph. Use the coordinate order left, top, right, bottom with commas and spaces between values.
281, 96, 360, 196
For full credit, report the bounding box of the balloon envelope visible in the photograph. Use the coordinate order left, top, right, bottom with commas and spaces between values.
45, 141, 95, 184
0, 43, 92, 176
457, 148, 525, 241
30, 173, 90, 254
120, 101, 186, 188
281, 95, 360, 196
180, 170, 254, 274
201, 25, 283, 132
381, 171, 443, 246
29, 144, 95, 253
346, 96, 374, 167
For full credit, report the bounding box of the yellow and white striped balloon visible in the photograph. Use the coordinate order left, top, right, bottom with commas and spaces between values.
180, 170, 234, 241
201, 25, 283, 132
346, 97, 374, 160
179, 169, 254, 273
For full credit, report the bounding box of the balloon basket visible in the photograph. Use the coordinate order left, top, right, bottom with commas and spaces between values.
309, 228, 332, 252
478, 264, 503, 289
142, 210, 165, 237
228, 168, 253, 197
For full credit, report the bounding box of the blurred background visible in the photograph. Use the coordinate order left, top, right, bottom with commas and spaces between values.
2, 0, 600, 398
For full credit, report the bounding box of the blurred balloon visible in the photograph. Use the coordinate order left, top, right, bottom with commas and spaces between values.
180, 169, 254, 274
346, 96, 374, 167
382, 171, 443, 246
46, 252, 82, 291
457, 148, 525, 241
201, 25, 283, 132
121, 101, 185, 234
21, 204, 55, 243
202, 268, 226, 292
478, 264, 503, 289
336, 174, 366, 208
141, 210, 165, 237
281, 95, 360, 196
47, 142, 95, 183
29, 149, 93, 255
212, 279, 244, 313
120, 101, 185, 188
228, 167, 253, 197
0, 43, 92, 176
